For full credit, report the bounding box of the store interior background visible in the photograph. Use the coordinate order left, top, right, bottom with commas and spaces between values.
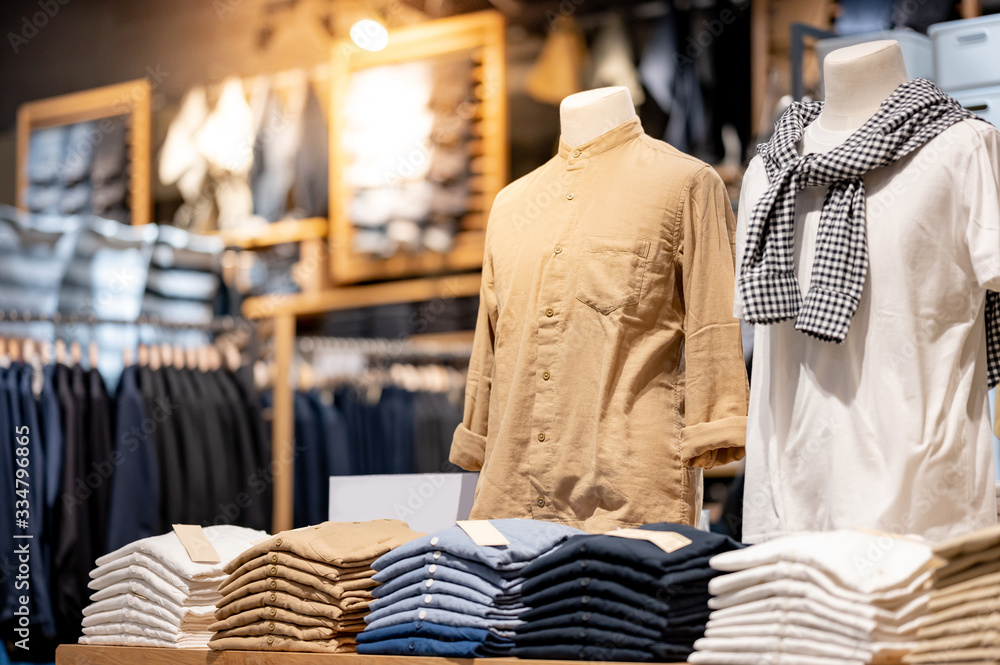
1, 0, 1000, 546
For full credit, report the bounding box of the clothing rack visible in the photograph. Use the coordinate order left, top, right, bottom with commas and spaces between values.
0, 309, 244, 332
296, 335, 474, 362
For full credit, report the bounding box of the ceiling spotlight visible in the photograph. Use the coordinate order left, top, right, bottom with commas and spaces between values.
350, 19, 388, 52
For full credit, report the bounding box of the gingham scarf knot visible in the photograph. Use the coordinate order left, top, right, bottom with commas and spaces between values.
740, 78, 1000, 388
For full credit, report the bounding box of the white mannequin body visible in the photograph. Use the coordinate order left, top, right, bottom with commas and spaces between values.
816, 40, 909, 134
559, 86, 636, 146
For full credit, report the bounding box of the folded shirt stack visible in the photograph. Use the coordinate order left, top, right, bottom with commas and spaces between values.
690, 531, 939, 665
903, 524, 1000, 665
511, 523, 741, 662
79, 525, 268, 649
357, 518, 585, 657
209, 519, 422, 653
995, 482, 999, 521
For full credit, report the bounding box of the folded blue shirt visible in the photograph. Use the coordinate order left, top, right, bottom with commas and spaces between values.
373, 562, 523, 599
374, 554, 522, 588
366, 592, 524, 625
357, 637, 493, 657
372, 519, 584, 573
371, 579, 512, 611
358, 620, 509, 645
364, 607, 523, 633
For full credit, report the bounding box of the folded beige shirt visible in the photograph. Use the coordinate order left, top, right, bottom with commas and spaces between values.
209, 606, 365, 632
211, 619, 352, 641
214, 590, 368, 622
224, 520, 422, 574
225, 551, 376, 586
918, 613, 1000, 640
909, 630, 1000, 654
218, 563, 376, 599
209, 634, 357, 653
935, 560, 1000, 590
933, 524, 1000, 561
217, 577, 371, 611
903, 647, 1000, 664
933, 545, 1000, 584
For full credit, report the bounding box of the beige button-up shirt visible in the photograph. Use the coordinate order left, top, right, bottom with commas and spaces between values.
450, 118, 748, 532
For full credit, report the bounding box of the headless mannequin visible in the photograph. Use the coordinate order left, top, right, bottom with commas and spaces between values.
806, 41, 909, 153
559, 86, 636, 147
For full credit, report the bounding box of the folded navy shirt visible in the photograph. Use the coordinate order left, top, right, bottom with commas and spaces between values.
524, 523, 741, 577
520, 577, 712, 617
515, 626, 696, 660
372, 519, 585, 573
512, 644, 655, 662
514, 610, 663, 641
521, 556, 719, 598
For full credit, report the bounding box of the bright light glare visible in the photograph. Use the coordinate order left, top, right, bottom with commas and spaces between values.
350, 19, 388, 52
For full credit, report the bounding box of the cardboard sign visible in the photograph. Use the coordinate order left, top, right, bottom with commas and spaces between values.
607, 528, 691, 553
172, 524, 221, 563
457, 520, 510, 547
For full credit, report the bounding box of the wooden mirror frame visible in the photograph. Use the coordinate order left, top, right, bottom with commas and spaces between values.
16, 79, 152, 226
329, 10, 507, 285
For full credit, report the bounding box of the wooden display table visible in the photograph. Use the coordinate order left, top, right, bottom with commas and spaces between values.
56, 645, 685, 665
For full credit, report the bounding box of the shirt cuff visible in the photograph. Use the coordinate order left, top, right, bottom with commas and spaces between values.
449, 423, 486, 471
680, 415, 747, 466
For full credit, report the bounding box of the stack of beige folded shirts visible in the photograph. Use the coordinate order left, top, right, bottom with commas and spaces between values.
995, 482, 999, 521
79, 525, 268, 648
691, 531, 939, 665
904, 524, 1000, 665
209, 519, 423, 653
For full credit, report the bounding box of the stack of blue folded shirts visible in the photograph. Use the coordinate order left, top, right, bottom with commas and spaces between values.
512, 523, 743, 662
357, 519, 585, 657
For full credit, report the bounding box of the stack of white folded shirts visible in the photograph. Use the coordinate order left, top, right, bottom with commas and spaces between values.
79, 525, 268, 649
690, 531, 939, 665
904, 523, 1000, 665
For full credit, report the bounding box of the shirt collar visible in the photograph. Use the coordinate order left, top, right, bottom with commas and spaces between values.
557, 116, 644, 161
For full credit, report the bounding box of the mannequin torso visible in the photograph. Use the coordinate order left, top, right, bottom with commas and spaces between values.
559, 86, 636, 147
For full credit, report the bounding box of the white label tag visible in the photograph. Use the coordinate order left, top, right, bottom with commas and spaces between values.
172, 524, 221, 563
457, 520, 510, 547
607, 528, 692, 553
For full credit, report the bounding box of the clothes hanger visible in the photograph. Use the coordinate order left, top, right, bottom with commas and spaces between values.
22, 339, 36, 365
10, 338, 22, 363
185, 346, 198, 370
40, 340, 52, 366
69, 341, 81, 366
123, 346, 134, 368
55, 339, 66, 365
137, 344, 149, 367
161, 343, 174, 368
175, 345, 186, 369
209, 345, 222, 372
88, 341, 99, 370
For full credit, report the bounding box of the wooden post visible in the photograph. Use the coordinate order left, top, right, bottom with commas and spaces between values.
272, 313, 296, 533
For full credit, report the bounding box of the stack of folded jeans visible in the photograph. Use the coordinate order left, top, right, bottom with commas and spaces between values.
512, 523, 740, 662
209, 520, 422, 653
903, 524, 1000, 665
78, 525, 267, 648
357, 519, 584, 657
691, 531, 937, 665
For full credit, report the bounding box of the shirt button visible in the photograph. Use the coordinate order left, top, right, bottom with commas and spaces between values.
554, 245, 563, 254
275, 538, 282, 546
572, 149, 581, 158
542, 371, 550, 380
424, 595, 433, 603
579, 544, 588, 553
425, 580, 434, 588
270, 609, 276, 617
270, 554, 278, 563
582, 595, 591, 604
579, 629, 588, 639
269, 567, 277, 575
545, 308, 554, 317
430, 536, 439, 545
268, 622, 275, 631
582, 612, 592, 621
536, 497, 545, 508
538, 432, 546, 442
433, 551, 441, 560
267, 636, 274, 644
269, 593, 277, 602
270, 580, 277, 589
428, 564, 437, 573
566, 192, 575, 200
579, 560, 589, 569
409, 642, 416, 651
581, 577, 591, 587
419, 610, 427, 620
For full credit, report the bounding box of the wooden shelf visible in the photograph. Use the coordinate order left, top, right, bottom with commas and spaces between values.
242, 272, 482, 319
56, 645, 683, 665
218, 217, 329, 250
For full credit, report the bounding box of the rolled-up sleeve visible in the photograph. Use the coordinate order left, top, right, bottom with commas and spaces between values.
677, 167, 749, 467
450, 252, 498, 471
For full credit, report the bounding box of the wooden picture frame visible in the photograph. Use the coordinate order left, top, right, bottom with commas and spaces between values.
329, 10, 507, 285
16, 79, 152, 225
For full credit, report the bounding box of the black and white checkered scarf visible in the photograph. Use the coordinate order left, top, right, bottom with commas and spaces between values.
740, 78, 999, 388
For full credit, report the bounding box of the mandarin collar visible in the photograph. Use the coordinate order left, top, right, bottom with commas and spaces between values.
558, 116, 644, 162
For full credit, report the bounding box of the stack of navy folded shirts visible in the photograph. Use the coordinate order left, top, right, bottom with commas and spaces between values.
512, 523, 743, 662
357, 519, 585, 657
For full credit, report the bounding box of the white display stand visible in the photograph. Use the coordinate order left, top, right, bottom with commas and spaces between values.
329, 473, 478, 533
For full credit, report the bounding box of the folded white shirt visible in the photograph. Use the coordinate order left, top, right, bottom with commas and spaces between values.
82, 608, 187, 634
707, 614, 872, 643
80, 634, 210, 649
89, 558, 222, 596
83, 594, 215, 623
708, 531, 937, 596
704, 622, 875, 651
92, 579, 217, 610
709, 558, 933, 607
95, 525, 267, 581
694, 636, 874, 662
688, 650, 865, 665
709, 578, 928, 624
88, 564, 218, 603
83, 622, 210, 643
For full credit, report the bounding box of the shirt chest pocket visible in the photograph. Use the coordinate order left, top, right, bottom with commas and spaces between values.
575, 235, 651, 315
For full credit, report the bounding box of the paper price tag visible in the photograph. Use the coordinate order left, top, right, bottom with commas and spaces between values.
173, 524, 221, 563
457, 520, 510, 547
607, 528, 691, 554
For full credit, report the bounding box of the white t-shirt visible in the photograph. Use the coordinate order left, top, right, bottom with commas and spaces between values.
735, 118, 1000, 543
